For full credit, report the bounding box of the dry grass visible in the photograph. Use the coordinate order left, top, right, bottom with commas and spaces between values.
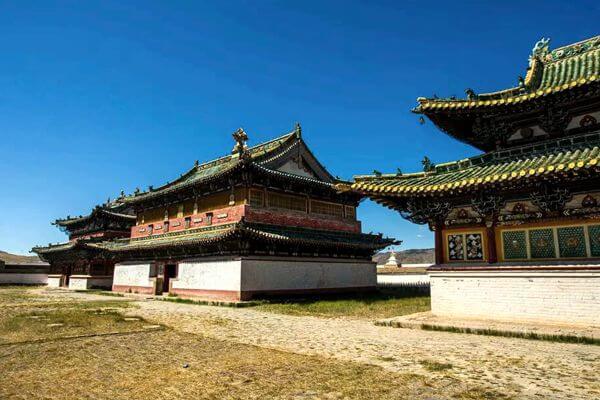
0, 287, 512, 400
0, 329, 510, 400
254, 289, 431, 319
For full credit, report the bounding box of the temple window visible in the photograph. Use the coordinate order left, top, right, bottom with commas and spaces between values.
249, 189, 264, 207
184, 217, 191, 229
501, 224, 599, 261
164, 221, 169, 233
447, 232, 484, 261
311, 200, 344, 218
148, 224, 154, 235
206, 212, 213, 225
345, 205, 356, 219
268, 192, 307, 212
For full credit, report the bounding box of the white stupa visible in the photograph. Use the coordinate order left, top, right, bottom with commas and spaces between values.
383, 250, 401, 268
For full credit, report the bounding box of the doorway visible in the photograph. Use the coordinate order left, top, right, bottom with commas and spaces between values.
162, 264, 177, 293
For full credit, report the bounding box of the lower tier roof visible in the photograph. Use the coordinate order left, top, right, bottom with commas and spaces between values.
352, 132, 600, 197
34, 222, 396, 255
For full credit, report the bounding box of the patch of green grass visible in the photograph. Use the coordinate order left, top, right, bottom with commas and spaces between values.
419, 359, 453, 372
253, 288, 431, 319
421, 324, 600, 346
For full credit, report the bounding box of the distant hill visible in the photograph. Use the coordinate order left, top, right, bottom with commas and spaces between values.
373, 248, 434, 265
0, 251, 43, 264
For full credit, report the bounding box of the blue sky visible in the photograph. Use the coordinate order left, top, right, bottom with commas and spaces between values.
1, 1, 599, 255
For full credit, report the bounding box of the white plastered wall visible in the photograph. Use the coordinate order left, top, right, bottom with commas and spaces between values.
430, 270, 600, 326
0, 273, 48, 285
113, 263, 154, 288
171, 260, 242, 291
240, 258, 376, 291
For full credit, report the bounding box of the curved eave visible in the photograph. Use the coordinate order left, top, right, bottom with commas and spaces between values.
415, 75, 599, 113
352, 158, 600, 199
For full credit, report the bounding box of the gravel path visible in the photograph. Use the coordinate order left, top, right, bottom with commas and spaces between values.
127, 299, 600, 400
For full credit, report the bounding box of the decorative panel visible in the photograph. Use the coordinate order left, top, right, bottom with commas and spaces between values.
465, 233, 484, 260
588, 225, 600, 257
529, 229, 556, 259
447, 234, 464, 261
502, 230, 527, 260
557, 227, 586, 258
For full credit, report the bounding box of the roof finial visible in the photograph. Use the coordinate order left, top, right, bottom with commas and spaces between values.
232, 128, 249, 156
294, 122, 302, 138
194, 160, 199, 167
530, 37, 550, 64
422, 156, 435, 172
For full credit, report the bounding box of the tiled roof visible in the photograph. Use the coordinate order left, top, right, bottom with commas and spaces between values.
415, 35, 600, 111
120, 127, 343, 204
55, 207, 135, 227
352, 133, 600, 197
85, 222, 396, 252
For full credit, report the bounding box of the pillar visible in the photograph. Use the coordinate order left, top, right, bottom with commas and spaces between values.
434, 222, 444, 265
486, 222, 497, 264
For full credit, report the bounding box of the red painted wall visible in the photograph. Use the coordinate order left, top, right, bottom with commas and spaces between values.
131, 204, 361, 239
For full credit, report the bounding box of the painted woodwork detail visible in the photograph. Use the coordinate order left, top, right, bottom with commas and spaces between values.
557, 226, 586, 258
529, 186, 571, 213
447, 234, 464, 261
502, 230, 527, 260
465, 233, 484, 260
529, 229, 556, 259
402, 199, 452, 225
587, 225, 600, 257
580, 114, 598, 128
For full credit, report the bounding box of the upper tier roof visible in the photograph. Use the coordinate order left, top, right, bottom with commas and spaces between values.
415, 35, 600, 112
120, 125, 342, 204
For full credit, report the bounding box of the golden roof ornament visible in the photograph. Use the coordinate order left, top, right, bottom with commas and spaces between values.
232, 128, 249, 157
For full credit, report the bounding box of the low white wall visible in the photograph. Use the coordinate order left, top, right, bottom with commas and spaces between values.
171, 260, 241, 291
47, 275, 62, 288
0, 273, 48, 285
113, 263, 153, 288
68, 276, 113, 290
240, 258, 376, 291
377, 274, 430, 286
430, 270, 600, 326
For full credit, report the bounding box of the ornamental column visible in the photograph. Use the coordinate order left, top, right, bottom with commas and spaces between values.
433, 221, 444, 265
485, 221, 498, 264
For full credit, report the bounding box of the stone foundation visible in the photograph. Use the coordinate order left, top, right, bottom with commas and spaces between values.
429, 267, 600, 326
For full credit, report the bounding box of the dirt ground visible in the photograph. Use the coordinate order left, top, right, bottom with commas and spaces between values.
1, 287, 599, 399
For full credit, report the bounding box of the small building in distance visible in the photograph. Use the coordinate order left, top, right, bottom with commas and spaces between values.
352, 36, 600, 326
34, 125, 395, 300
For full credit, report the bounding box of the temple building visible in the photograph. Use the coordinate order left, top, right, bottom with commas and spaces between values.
351, 36, 600, 325
34, 125, 394, 300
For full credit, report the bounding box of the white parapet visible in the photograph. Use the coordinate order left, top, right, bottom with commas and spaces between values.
430, 269, 600, 327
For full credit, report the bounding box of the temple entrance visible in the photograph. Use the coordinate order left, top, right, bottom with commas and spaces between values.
62, 265, 72, 288
162, 264, 177, 294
